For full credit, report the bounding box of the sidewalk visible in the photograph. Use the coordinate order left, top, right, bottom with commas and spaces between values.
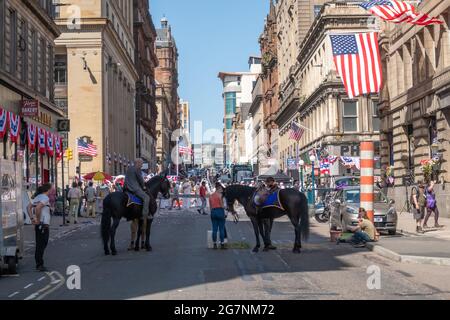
366, 212, 450, 266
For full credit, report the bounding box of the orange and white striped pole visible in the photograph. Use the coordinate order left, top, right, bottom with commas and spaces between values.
360, 141, 374, 223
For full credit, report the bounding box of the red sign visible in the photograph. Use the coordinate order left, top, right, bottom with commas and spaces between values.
21, 99, 39, 117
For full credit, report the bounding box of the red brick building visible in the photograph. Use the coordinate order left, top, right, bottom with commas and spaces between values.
133, 0, 159, 170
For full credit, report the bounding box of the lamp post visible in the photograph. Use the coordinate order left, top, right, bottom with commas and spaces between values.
310, 155, 316, 206
299, 159, 304, 192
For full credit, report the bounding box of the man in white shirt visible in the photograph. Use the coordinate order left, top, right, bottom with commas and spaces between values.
85, 182, 97, 218
27, 183, 52, 272
182, 179, 192, 210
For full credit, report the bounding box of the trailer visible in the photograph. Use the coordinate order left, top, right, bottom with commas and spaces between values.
0, 160, 24, 275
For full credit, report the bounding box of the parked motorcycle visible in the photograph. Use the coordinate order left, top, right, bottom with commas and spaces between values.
314, 193, 333, 223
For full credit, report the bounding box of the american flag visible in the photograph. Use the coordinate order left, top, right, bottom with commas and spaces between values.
320, 159, 331, 176
289, 122, 305, 142
179, 146, 192, 155
360, 1, 443, 25
330, 33, 382, 99
77, 139, 97, 156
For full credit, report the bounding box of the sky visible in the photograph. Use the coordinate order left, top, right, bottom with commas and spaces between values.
151, 0, 270, 143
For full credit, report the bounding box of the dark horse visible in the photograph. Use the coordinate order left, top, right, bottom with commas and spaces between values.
223, 185, 309, 253
101, 175, 171, 255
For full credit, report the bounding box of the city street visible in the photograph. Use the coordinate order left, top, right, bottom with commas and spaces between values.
2, 207, 450, 300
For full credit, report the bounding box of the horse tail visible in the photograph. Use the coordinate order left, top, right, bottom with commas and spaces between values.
101, 195, 112, 245
299, 192, 310, 241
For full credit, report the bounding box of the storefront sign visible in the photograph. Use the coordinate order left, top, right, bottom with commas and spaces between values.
340, 145, 360, 157
287, 158, 298, 170
57, 119, 70, 132
21, 100, 39, 117
79, 155, 93, 162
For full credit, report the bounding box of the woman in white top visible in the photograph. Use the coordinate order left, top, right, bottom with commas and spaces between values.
27, 183, 52, 272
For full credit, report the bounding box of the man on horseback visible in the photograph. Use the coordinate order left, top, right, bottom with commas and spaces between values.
124, 158, 150, 219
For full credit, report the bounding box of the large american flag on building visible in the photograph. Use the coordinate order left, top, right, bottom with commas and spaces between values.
330, 33, 382, 99
360, 1, 443, 25
77, 139, 98, 156
289, 122, 305, 142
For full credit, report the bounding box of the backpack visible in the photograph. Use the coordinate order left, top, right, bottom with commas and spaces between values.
425, 190, 436, 209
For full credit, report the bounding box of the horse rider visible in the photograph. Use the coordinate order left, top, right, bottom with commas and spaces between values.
124, 158, 150, 219
265, 177, 279, 193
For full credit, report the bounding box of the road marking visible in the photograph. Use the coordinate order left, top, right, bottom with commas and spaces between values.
24, 283, 34, 289
37, 276, 46, 282
24, 271, 65, 301
8, 292, 19, 298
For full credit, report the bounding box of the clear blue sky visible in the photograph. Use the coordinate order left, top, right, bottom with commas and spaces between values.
151, 0, 270, 143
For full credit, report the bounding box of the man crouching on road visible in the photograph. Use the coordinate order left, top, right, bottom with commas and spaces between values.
124, 158, 150, 219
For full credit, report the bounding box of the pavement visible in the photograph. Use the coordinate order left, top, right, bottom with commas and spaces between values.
366, 212, 450, 266
1, 206, 450, 300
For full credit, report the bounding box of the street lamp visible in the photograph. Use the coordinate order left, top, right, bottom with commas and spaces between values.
310, 155, 316, 206
299, 159, 304, 192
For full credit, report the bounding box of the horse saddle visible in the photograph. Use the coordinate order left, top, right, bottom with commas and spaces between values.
126, 192, 143, 207
253, 189, 285, 211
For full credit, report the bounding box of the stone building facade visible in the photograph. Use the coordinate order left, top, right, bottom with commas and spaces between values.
54, 0, 138, 177
275, 2, 381, 181
155, 17, 179, 170
0, 0, 64, 189
379, 0, 450, 216
133, 0, 158, 171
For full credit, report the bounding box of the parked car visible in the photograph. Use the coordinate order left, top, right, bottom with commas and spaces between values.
329, 186, 398, 235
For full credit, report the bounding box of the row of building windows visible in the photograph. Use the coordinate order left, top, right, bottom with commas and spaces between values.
0, 2, 54, 100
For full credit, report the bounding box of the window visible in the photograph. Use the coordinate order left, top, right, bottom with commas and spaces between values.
372, 100, 380, 132
39, 38, 46, 94
342, 101, 358, 132
314, 5, 322, 17
9, 9, 17, 76
54, 54, 67, 85
0, 0, 5, 68
225, 92, 236, 115
106, 2, 109, 18
31, 29, 38, 90
20, 19, 27, 82
54, 98, 68, 115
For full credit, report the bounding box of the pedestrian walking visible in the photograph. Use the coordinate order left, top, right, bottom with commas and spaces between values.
411, 183, 426, 233
209, 183, 227, 249
197, 181, 208, 215
27, 183, 52, 272
48, 185, 57, 215
67, 182, 82, 224
423, 180, 444, 229
85, 182, 97, 218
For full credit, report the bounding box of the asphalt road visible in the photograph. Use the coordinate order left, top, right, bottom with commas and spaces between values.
1, 208, 450, 300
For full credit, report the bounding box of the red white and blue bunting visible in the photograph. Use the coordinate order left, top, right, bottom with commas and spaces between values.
38, 127, 47, 155
55, 134, 61, 158
28, 124, 37, 152
0, 108, 8, 139
46, 133, 54, 157
8, 112, 20, 143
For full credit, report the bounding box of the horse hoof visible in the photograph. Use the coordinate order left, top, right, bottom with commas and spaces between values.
111, 251, 117, 256
134, 247, 140, 252
252, 247, 259, 253
146, 246, 152, 252
265, 245, 277, 251
105, 251, 110, 256
263, 247, 270, 252
292, 248, 301, 254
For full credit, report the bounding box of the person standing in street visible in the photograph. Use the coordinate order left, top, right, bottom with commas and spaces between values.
68, 182, 82, 224
411, 183, 426, 233
423, 180, 444, 229
85, 182, 97, 218
209, 183, 227, 249
182, 179, 192, 210
197, 181, 208, 215
77, 181, 84, 218
27, 183, 52, 272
